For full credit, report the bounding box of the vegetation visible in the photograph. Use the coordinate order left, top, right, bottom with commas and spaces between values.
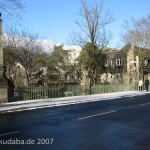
122, 15, 150, 77
0, 0, 25, 28
3, 29, 48, 86
72, 0, 113, 84
47, 44, 81, 85
2, 0, 150, 88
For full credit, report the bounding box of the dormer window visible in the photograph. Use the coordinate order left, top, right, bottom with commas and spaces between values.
116, 59, 122, 66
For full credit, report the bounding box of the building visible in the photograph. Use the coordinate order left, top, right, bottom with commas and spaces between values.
66, 49, 81, 64
62, 49, 81, 83
100, 44, 150, 84
51, 44, 150, 85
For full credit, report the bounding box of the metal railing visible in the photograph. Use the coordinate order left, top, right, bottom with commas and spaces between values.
11, 84, 135, 101
13, 85, 82, 101
91, 84, 135, 94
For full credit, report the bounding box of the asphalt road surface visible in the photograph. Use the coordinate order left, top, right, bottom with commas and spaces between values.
0, 93, 150, 150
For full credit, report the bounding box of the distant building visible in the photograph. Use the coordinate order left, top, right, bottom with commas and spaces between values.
59, 49, 81, 84
66, 49, 81, 64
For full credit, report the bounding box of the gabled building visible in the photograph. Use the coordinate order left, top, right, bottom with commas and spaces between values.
100, 44, 150, 84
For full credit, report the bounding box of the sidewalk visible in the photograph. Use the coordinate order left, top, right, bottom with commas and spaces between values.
0, 91, 149, 114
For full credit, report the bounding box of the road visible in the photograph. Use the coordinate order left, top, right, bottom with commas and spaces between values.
0, 93, 150, 150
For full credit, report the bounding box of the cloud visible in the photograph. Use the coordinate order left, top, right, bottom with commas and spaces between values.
39, 39, 82, 51
3, 33, 82, 52
63, 44, 82, 50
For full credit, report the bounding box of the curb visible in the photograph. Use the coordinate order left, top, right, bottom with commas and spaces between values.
0, 91, 149, 114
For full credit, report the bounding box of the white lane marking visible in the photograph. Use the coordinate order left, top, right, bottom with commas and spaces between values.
122, 102, 150, 109
78, 110, 117, 120
0, 131, 20, 137
139, 103, 150, 107
78, 102, 150, 120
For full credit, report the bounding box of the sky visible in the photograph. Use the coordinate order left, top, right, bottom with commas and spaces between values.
19, 0, 150, 49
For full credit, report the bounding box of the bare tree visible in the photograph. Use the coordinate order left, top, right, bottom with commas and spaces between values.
70, 0, 113, 84
3, 29, 47, 86
122, 15, 150, 49
0, 0, 25, 27
122, 15, 150, 77
76, 0, 113, 46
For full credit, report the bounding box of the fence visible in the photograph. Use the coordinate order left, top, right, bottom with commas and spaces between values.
12, 84, 136, 101
91, 84, 135, 94
13, 85, 82, 101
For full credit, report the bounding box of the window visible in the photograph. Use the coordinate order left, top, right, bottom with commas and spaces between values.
104, 60, 108, 67
110, 60, 113, 66
116, 59, 122, 66
145, 59, 150, 66
145, 60, 148, 66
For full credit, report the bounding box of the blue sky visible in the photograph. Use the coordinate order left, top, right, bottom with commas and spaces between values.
21, 0, 150, 48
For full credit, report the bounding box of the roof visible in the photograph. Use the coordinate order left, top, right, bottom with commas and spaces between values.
119, 44, 150, 56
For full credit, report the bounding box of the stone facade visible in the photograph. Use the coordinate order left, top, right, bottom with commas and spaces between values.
100, 44, 150, 85
80, 69, 90, 95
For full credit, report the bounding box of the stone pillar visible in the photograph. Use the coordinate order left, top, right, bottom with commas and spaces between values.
0, 16, 3, 75
136, 56, 140, 77
0, 14, 8, 103
80, 69, 90, 95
